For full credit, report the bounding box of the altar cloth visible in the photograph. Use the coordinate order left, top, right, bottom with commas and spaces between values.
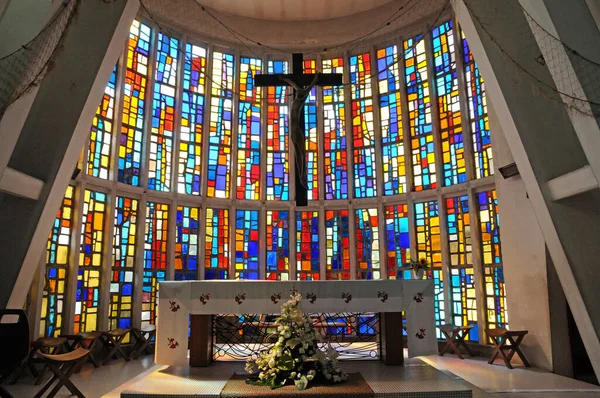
156, 280, 437, 366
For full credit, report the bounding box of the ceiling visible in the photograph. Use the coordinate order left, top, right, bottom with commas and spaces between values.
196, 0, 396, 21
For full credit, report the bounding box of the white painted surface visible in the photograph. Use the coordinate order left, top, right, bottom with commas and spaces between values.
0, 167, 44, 199
453, 0, 600, 378
547, 165, 598, 201
489, 101, 553, 371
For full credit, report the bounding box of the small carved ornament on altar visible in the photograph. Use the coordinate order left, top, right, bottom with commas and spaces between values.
244, 293, 348, 390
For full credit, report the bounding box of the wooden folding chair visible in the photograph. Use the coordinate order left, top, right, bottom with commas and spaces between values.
27, 338, 67, 385
33, 347, 89, 398
486, 328, 531, 369
100, 329, 130, 365
60, 331, 102, 370
439, 324, 475, 359
129, 325, 156, 359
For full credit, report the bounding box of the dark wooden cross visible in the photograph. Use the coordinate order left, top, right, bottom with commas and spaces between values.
255, 53, 343, 206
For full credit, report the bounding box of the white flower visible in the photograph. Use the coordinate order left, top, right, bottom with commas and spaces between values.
306, 374, 314, 381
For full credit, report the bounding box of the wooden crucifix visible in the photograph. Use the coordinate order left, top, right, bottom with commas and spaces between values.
255, 53, 343, 206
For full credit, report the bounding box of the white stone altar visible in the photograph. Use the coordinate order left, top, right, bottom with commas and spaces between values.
156, 280, 437, 366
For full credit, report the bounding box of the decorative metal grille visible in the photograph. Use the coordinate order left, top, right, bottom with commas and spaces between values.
213, 313, 380, 361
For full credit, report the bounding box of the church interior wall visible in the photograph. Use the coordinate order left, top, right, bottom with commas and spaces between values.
489, 100, 553, 371
4, 0, 600, 382
456, 0, 600, 377
0, 0, 54, 58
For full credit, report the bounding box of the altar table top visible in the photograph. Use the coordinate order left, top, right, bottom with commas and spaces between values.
156, 280, 438, 366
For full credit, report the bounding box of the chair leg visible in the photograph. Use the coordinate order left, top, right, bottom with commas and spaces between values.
33, 373, 59, 398
45, 362, 85, 398
488, 338, 502, 364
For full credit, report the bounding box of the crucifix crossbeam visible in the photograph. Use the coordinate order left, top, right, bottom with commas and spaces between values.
255, 53, 343, 206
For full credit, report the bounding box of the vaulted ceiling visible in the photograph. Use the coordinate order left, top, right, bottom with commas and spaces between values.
197, 0, 395, 21
143, 0, 450, 52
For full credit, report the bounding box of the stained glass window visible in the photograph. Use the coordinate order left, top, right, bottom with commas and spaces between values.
41, 186, 74, 337
175, 206, 199, 280
178, 43, 207, 195
119, 20, 151, 186
404, 35, 435, 191
234, 210, 260, 280
237, 57, 262, 200
266, 60, 289, 201
32, 23, 509, 347
207, 51, 235, 198
350, 53, 377, 198
296, 211, 320, 280
325, 210, 350, 280
355, 208, 380, 279
478, 190, 506, 330
74, 190, 106, 334
88, 65, 117, 179
433, 21, 466, 186
205, 208, 229, 279
322, 58, 348, 200
304, 59, 319, 200
110, 196, 137, 331
462, 30, 492, 179
143, 202, 169, 326
414, 200, 444, 336
446, 195, 477, 340
384, 204, 411, 280
148, 32, 178, 192
377, 45, 407, 195
266, 210, 289, 280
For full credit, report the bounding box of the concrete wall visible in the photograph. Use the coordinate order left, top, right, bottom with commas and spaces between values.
490, 101, 553, 371
0, 0, 54, 58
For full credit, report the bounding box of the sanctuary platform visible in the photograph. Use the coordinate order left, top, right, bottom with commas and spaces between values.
120, 360, 475, 398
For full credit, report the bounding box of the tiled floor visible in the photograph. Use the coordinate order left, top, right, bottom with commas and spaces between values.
3, 352, 599, 398
118, 360, 475, 397
2, 355, 157, 398
420, 355, 600, 397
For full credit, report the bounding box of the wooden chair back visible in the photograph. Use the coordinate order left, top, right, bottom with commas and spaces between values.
0, 309, 30, 375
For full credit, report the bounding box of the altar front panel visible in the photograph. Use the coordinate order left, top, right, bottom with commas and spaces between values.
156, 280, 437, 366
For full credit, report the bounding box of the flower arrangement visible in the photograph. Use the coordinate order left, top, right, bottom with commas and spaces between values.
245, 292, 348, 390
407, 258, 429, 278
408, 257, 429, 271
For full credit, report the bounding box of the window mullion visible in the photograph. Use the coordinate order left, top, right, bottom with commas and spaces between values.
369, 45, 388, 280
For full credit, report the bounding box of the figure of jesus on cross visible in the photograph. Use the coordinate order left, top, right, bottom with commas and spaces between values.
255, 53, 343, 206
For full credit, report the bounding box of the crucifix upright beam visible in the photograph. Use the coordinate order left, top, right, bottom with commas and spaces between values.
255, 53, 343, 206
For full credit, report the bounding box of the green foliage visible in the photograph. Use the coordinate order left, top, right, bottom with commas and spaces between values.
244, 293, 348, 390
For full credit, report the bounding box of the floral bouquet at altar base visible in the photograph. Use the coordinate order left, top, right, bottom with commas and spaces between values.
407, 257, 430, 279
244, 292, 348, 390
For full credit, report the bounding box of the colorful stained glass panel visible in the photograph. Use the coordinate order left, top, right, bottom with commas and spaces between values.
41, 186, 74, 337
205, 208, 229, 279
119, 20, 151, 186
